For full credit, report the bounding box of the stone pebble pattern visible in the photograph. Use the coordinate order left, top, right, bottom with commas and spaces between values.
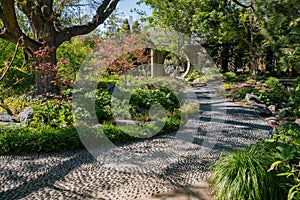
0, 83, 271, 200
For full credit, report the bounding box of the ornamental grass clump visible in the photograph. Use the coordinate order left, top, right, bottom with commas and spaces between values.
210, 145, 288, 200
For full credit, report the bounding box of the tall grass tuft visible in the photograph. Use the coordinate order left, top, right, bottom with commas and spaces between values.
210, 145, 289, 200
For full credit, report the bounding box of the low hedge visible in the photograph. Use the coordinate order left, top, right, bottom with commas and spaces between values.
0, 126, 83, 155
0, 116, 181, 155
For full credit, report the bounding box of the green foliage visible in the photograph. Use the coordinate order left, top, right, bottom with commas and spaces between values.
4, 96, 73, 128
129, 86, 180, 120
253, 77, 289, 106
95, 90, 113, 122
160, 117, 181, 134
57, 36, 93, 82
227, 87, 258, 101
291, 78, 300, 117
0, 126, 83, 155
254, 0, 300, 75
223, 72, 237, 81
210, 145, 289, 200
264, 123, 300, 200
31, 99, 74, 128
186, 70, 202, 82
202, 68, 223, 82
100, 124, 135, 144
0, 39, 34, 97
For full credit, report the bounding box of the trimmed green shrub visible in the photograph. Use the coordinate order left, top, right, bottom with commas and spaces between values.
0, 126, 83, 155
210, 145, 289, 200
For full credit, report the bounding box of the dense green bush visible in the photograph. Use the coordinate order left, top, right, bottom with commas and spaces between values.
186, 69, 202, 82
223, 72, 237, 81
210, 145, 289, 200
226, 87, 258, 101
57, 36, 94, 83
31, 99, 74, 128
291, 78, 300, 118
252, 77, 289, 106
95, 90, 114, 122
129, 86, 180, 120
265, 123, 300, 200
0, 126, 83, 155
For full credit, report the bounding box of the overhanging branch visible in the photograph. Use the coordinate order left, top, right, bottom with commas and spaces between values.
57, 0, 120, 45
232, 0, 255, 11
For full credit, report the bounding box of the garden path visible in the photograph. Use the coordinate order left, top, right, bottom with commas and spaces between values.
0, 83, 271, 200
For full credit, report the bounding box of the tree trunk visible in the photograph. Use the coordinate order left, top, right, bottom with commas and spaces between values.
34, 45, 60, 94
221, 44, 229, 73
31, 1, 60, 95
265, 47, 275, 75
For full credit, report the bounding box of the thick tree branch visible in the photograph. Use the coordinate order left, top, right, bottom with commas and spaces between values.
0, 102, 13, 115
232, 0, 254, 11
0, 0, 41, 52
57, 0, 120, 45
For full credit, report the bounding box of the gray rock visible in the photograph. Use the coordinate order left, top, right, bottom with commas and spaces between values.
295, 119, 300, 126
245, 93, 272, 116
245, 93, 263, 104
0, 113, 14, 122
278, 108, 290, 119
106, 84, 120, 95
113, 119, 142, 126
18, 107, 34, 126
253, 106, 272, 117
268, 105, 276, 114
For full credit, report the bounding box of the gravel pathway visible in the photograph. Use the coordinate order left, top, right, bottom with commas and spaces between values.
0, 83, 271, 200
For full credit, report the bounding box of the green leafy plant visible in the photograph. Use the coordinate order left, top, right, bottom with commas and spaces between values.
210, 145, 288, 200
31, 99, 74, 128
253, 77, 289, 106
291, 78, 300, 118
223, 72, 237, 81
266, 123, 300, 200
186, 69, 202, 82
226, 87, 257, 101
129, 86, 180, 120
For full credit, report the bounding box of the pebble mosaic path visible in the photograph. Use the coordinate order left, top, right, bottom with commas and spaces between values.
0, 83, 271, 200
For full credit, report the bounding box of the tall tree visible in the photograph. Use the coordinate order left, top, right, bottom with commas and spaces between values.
254, 0, 300, 76
0, 0, 120, 94
140, 0, 253, 72
121, 18, 130, 34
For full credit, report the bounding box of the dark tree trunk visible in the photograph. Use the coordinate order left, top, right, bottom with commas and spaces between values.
34, 46, 60, 94
221, 44, 229, 73
265, 47, 275, 75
